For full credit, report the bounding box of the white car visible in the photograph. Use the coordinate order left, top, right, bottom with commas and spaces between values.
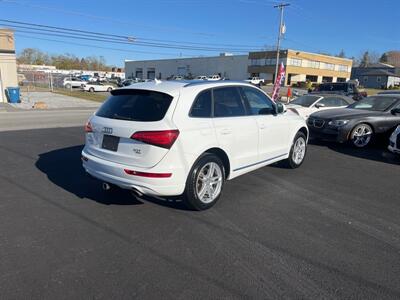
82, 81, 308, 210
245, 77, 265, 85
82, 82, 114, 92
207, 75, 221, 81
286, 94, 354, 119
195, 76, 208, 80
63, 77, 86, 89
388, 125, 400, 154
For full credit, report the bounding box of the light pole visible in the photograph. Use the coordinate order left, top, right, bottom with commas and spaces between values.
274, 3, 289, 83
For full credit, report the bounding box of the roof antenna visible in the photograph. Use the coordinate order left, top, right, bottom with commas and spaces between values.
154, 78, 161, 84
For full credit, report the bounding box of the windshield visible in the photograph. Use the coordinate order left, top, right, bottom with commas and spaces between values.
291, 95, 320, 107
348, 96, 398, 111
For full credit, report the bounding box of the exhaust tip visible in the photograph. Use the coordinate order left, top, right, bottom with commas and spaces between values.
102, 182, 111, 191
131, 188, 143, 197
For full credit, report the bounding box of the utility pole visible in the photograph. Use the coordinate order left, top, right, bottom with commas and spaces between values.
274, 3, 289, 83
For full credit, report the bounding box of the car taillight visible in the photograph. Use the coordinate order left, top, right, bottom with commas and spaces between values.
124, 169, 172, 178
84, 121, 93, 133
131, 130, 179, 149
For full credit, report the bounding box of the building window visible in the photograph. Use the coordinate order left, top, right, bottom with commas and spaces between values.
306, 75, 318, 82
250, 59, 263, 66
307, 61, 320, 69
337, 77, 346, 82
363, 76, 368, 82
338, 65, 348, 72
322, 63, 334, 70
377, 76, 381, 83
289, 58, 302, 67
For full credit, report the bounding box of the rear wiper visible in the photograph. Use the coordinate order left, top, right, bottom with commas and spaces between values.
112, 113, 132, 120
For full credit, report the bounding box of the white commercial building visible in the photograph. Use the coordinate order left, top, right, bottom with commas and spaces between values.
125, 54, 249, 80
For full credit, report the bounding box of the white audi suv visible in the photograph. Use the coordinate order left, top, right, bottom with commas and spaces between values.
82, 80, 308, 210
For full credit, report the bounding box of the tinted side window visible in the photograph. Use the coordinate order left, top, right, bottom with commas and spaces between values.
190, 90, 212, 118
96, 89, 172, 122
213, 87, 245, 117
241, 87, 274, 115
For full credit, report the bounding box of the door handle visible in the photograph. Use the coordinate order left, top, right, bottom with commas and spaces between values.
220, 128, 232, 135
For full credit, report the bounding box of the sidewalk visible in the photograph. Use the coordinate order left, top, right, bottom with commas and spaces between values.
8, 91, 101, 110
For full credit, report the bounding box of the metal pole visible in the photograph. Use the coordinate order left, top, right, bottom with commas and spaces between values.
274, 3, 289, 83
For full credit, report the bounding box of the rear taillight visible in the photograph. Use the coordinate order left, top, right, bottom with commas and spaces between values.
131, 130, 179, 149
124, 169, 172, 178
84, 121, 93, 133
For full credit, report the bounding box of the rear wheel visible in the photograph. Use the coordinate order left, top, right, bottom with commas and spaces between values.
283, 132, 307, 168
89, 87, 95, 92
183, 154, 225, 210
349, 123, 373, 148
107, 87, 113, 92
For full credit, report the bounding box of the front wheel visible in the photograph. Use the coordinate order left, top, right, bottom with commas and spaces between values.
89, 87, 95, 92
349, 123, 373, 148
183, 154, 225, 210
283, 132, 307, 168
107, 87, 113, 92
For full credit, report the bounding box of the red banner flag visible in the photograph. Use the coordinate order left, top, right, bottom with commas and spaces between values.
271, 62, 285, 101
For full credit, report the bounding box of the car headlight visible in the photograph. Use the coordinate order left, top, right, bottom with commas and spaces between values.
328, 120, 349, 127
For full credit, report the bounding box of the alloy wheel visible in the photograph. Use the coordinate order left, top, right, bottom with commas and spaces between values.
292, 137, 306, 165
351, 124, 372, 147
196, 162, 223, 204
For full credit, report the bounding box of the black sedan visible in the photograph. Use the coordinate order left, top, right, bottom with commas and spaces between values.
308, 95, 400, 147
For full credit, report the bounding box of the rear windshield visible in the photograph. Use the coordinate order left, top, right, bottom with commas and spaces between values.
96, 89, 173, 122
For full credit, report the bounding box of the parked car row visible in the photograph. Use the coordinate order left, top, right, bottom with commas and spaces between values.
63, 76, 117, 92
307, 94, 400, 148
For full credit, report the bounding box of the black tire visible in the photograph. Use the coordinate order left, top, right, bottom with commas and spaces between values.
65, 83, 71, 89
183, 153, 225, 211
89, 87, 95, 92
282, 132, 307, 169
107, 87, 113, 92
349, 123, 373, 148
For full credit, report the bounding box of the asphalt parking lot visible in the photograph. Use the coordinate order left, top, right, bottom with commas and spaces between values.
1, 126, 400, 299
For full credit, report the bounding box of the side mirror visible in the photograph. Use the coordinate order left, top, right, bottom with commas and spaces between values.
315, 103, 325, 109
391, 108, 400, 115
275, 102, 286, 114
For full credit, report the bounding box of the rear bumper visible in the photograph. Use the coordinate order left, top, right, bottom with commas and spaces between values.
81, 149, 186, 196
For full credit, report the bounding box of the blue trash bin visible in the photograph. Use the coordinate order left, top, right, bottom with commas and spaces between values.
6, 87, 20, 103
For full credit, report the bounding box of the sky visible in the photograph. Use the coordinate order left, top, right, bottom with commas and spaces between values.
0, 0, 399, 66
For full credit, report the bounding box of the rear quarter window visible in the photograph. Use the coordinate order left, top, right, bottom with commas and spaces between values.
190, 89, 212, 118
96, 89, 173, 122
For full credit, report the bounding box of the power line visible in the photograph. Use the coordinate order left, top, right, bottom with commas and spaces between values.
0, 18, 261, 49
14, 33, 202, 58
0, 19, 263, 52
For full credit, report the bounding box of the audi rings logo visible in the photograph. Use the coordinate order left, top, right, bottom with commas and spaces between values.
102, 127, 113, 135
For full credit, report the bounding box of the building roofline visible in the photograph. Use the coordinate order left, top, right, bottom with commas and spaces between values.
249, 49, 353, 62
124, 54, 249, 63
